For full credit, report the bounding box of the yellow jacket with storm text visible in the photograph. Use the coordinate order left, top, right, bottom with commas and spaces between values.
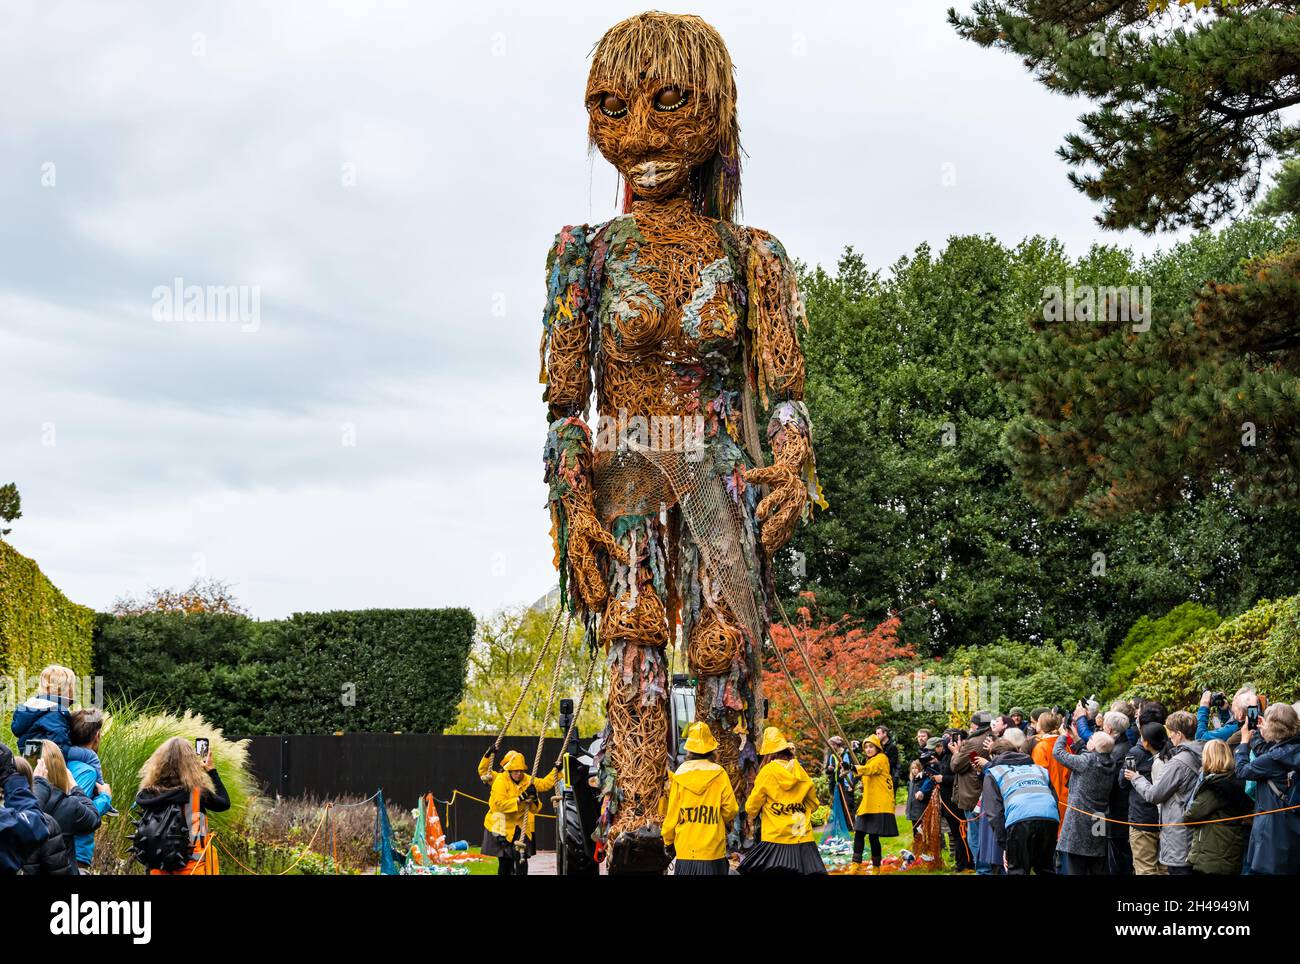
480, 752, 558, 841
855, 751, 895, 815
661, 759, 739, 861
745, 757, 819, 844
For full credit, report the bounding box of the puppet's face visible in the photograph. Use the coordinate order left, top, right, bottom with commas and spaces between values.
586, 76, 721, 201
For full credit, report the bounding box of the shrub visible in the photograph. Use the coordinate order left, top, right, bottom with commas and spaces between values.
1126, 596, 1296, 709
1106, 602, 1221, 698
0, 541, 94, 692
94, 608, 476, 735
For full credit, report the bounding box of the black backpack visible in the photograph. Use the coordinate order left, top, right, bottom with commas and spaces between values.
128, 792, 199, 872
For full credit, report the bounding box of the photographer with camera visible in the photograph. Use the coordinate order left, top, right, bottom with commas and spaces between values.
1196, 686, 1254, 743
1235, 701, 1300, 874
1076, 705, 1134, 874
1053, 709, 1117, 875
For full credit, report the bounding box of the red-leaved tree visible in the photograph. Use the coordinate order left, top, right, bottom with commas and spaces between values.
763, 592, 915, 757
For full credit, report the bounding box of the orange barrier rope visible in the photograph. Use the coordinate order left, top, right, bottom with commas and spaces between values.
1061, 799, 1300, 828
211, 806, 331, 875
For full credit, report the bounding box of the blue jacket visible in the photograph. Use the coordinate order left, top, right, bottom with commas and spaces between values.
982, 751, 1059, 845
11, 695, 73, 756
1196, 705, 1240, 743
68, 759, 111, 867
0, 771, 50, 874
1235, 733, 1300, 875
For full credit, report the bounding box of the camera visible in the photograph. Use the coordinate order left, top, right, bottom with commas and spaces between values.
1199, 686, 1227, 710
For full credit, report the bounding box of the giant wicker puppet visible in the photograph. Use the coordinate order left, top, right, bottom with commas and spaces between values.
541, 11, 825, 869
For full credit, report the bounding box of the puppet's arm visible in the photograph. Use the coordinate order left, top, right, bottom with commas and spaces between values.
541, 225, 625, 612
741, 229, 827, 556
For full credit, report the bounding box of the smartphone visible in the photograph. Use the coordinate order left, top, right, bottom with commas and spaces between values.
194, 737, 210, 758
1246, 706, 1260, 728
22, 741, 42, 763
1124, 755, 1137, 772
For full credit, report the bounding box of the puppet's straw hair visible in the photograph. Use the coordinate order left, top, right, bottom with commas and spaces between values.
587, 11, 741, 221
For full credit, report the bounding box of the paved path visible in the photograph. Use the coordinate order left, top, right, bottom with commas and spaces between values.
530, 850, 557, 875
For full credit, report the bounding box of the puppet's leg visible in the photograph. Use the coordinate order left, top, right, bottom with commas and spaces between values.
683, 532, 761, 821
600, 515, 670, 841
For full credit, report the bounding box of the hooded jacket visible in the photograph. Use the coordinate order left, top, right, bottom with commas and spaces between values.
21, 811, 77, 875
1131, 740, 1203, 868
33, 777, 99, 845
746, 758, 819, 844
10, 695, 74, 757
1235, 733, 1300, 875
661, 759, 739, 860
855, 750, 895, 815
1184, 771, 1252, 875
0, 770, 49, 875
483, 765, 559, 842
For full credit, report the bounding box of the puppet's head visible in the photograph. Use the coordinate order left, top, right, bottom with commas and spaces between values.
586, 11, 741, 221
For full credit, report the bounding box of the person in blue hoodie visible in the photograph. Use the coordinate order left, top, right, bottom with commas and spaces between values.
66, 709, 112, 872
1196, 686, 1252, 743
0, 741, 50, 874
10, 665, 104, 785
1235, 702, 1300, 875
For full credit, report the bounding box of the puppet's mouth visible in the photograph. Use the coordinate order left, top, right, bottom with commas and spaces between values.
628, 159, 679, 189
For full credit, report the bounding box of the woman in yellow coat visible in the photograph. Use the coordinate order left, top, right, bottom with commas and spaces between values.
478, 748, 559, 876
739, 727, 827, 875
851, 733, 899, 873
661, 722, 739, 875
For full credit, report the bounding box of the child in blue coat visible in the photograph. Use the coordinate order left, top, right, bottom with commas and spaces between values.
10, 665, 104, 785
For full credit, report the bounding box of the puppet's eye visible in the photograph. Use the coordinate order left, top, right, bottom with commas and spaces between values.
654, 87, 689, 111
598, 93, 628, 118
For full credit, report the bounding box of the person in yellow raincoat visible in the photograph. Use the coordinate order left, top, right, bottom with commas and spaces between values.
851, 733, 899, 874
478, 748, 559, 876
661, 722, 739, 875
739, 726, 827, 875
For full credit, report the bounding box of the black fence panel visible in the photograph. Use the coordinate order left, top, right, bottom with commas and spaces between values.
239, 733, 572, 850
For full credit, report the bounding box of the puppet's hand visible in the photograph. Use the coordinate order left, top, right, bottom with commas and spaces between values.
745, 429, 809, 555
562, 482, 627, 610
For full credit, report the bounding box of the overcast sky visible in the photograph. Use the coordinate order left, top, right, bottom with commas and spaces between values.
0, 0, 1184, 620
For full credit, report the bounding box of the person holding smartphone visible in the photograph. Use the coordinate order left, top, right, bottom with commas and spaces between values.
1234, 701, 1300, 874
133, 737, 230, 875
1121, 723, 1165, 874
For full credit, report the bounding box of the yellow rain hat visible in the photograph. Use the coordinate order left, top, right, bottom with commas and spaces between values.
759, 726, 795, 756
501, 750, 527, 772
683, 721, 718, 754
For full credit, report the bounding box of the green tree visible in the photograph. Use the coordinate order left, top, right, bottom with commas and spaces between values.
0, 483, 21, 538
989, 216, 1300, 515
949, 1, 1300, 233
791, 233, 1300, 654
448, 605, 605, 738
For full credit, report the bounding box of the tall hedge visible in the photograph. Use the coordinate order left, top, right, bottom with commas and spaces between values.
0, 541, 94, 684
93, 608, 476, 735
